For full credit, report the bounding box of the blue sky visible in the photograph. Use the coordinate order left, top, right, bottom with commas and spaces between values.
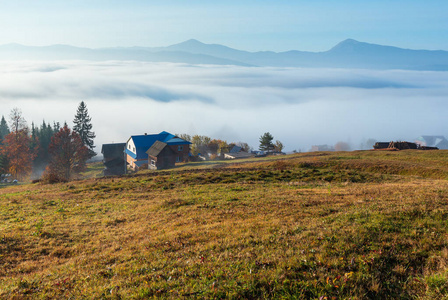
0, 0, 447, 51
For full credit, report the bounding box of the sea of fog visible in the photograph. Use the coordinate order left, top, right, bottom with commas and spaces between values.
1, 61, 447, 152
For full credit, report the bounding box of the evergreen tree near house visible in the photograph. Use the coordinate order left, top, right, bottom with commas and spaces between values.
259, 132, 275, 151
37, 121, 55, 166
0, 116, 9, 174
30, 122, 39, 155
53, 121, 61, 132
73, 101, 96, 159
0, 115, 9, 140
31, 120, 60, 176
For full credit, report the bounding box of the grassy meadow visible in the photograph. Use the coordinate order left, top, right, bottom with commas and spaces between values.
1, 150, 448, 299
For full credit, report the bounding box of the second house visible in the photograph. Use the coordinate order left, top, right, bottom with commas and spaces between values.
126, 131, 191, 170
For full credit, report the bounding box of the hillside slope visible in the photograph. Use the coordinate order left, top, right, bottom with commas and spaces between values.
1, 151, 448, 298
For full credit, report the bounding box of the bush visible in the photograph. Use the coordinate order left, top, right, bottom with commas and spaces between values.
41, 166, 68, 184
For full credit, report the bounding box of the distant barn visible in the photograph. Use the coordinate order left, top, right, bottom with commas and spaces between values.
373, 141, 438, 151
373, 142, 389, 149
389, 141, 418, 150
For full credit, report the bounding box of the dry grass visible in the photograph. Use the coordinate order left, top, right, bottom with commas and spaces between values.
1, 150, 448, 299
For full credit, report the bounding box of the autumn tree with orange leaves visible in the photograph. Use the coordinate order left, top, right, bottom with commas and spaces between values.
44, 125, 89, 182
1, 129, 38, 180
0, 109, 38, 180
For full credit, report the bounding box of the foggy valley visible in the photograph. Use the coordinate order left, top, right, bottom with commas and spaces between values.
1, 59, 447, 152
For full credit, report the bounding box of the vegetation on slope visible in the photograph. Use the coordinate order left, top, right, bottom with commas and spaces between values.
1, 150, 448, 299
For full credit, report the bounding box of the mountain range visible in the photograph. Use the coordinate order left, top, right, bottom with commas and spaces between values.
1, 39, 447, 70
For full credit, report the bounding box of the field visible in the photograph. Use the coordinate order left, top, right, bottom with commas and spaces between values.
1, 150, 448, 299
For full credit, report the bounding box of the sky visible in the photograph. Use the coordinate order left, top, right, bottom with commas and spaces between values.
0, 1, 447, 153
0, 1, 447, 52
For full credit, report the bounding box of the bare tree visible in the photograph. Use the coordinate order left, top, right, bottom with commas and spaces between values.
274, 140, 284, 152
9, 108, 27, 133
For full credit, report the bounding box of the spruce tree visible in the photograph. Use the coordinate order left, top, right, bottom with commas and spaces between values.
259, 132, 274, 151
73, 101, 96, 159
0, 115, 10, 174
0, 115, 10, 140
32, 120, 59, 176
30, 122, 40, 155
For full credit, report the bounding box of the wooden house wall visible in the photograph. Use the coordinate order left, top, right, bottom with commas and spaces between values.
149, 148, 177, 170
168, 144, 190, 162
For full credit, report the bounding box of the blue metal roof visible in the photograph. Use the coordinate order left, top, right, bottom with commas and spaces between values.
166, 137, 192, 145
129, 131, 191, 160
125, 148, 137, 159
134, 160, 148, 167
230, 145, 242, 153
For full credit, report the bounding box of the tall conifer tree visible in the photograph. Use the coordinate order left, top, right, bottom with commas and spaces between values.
73, 101, 96, 159
0, 115, 9, 174
0, 115, 10, 140
259, 132, 274, 151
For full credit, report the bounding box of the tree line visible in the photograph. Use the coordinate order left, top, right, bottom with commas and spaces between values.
176, 134, 250, 159
0, 101, 95, 182
177, 132, 284, 159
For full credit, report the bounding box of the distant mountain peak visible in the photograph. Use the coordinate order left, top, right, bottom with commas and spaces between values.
174, 39, 205, 47
166, 38, 246, 56
340, 38, 360, 44
329, 38, 363, 51
185, 38, 202, 43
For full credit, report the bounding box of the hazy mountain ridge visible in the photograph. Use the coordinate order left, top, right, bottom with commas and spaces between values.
0, 39, 447, 70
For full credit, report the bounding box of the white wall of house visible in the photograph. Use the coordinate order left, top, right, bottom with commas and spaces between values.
126, 138, 137, 155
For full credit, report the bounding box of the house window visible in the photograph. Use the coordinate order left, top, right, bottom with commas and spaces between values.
151, 159, 156, 166
133, 147, 135, 152
178, 145, 183, 151
176, 156, 181, 162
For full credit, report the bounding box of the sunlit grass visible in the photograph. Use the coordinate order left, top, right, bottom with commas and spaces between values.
1, 150, 448, 298
81, 161, 105, 179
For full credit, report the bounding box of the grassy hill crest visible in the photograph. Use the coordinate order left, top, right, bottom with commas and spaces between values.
1, 150, 448, 298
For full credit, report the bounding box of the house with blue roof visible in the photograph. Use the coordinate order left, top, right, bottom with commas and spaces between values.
125, 131, 191, 170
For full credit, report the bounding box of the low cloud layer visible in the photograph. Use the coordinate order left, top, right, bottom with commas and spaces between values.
1, 61, 447, 152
